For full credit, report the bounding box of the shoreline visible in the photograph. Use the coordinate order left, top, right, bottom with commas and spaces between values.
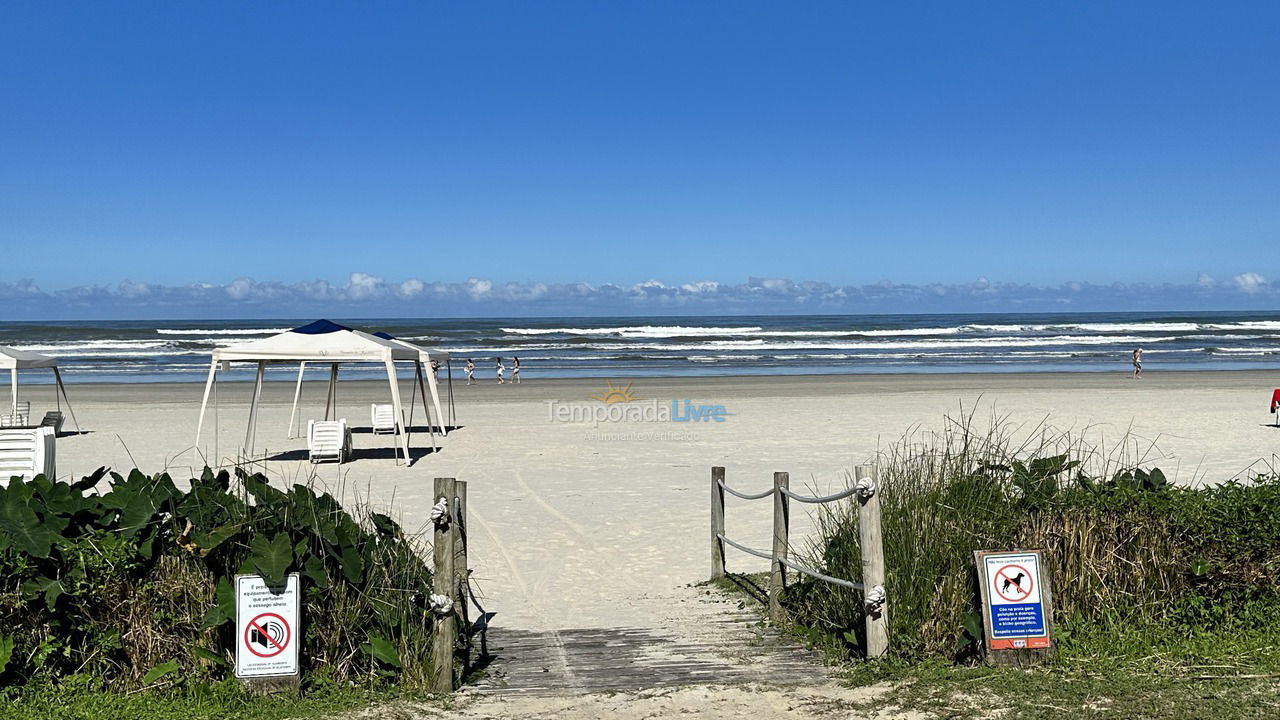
36, 367, 1280, 404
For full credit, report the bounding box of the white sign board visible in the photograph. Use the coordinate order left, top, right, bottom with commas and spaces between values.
235, 573, 301, 678
979, 551, 1051, 651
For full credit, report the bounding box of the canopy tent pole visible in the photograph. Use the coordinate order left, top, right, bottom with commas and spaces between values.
244, 360, 266, 459
324, 363, 338, 421
384, 358, 410, 464
194, 358, 219, 450
52, 367, 80, 433
406, 361, 418, 451
288, 362, 306, 438
423, 357, 446, 436
10, 368, 16, 416
414, 360, 437, 452
446, 359, 456, 427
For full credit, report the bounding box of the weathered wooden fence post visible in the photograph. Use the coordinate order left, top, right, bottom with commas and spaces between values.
431, 477, 458, 693
769, 471, 790, 624
711, 466, 726, 580
453, 480, 470, 670
855, 464, 888, 659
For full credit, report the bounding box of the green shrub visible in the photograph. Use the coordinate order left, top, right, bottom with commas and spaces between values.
0, 467, 452, 691
785, 418, 1280, 662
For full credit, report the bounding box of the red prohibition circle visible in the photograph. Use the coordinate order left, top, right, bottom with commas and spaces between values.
243, 612, 291, 658
993, 564, 1034, 602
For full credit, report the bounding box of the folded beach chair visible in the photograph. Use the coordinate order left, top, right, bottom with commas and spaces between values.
0, 426, 55, 480
40, 411, 64, 435
307, 419, 352, 464
0, 401, 31, 428
371, 403, 398, 435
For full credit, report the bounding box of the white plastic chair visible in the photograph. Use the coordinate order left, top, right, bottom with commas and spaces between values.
40, 411, 64, 435
307, 419, 351, 464
371, 403, 398, 435
0, 401, 31, 428
0, 426, 55, 480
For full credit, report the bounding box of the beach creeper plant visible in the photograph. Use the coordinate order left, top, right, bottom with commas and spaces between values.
783, 415, 1280, 663
0, 467, 452, 691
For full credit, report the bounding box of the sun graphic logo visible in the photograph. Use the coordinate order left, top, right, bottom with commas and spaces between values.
591, 381, 638, 404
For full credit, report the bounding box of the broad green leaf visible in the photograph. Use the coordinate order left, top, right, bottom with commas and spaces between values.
340, 543, 365, 585
302, 555, 330, 590
963, 611, 984, 641
0, 634, 13, 675
142, 659, 180, 685
0, 491, 57, 558
200, 577, 236, 629
192, 522, 242, 556
71, 467, 109, 492
117, 489, 160, 538
363, 634, 401, 668
371, 513, 401, 538
249, 533, 294, 588
191, 646, 230, 668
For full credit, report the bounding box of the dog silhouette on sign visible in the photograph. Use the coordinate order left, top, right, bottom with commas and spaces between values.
1001, 572, 1027, 595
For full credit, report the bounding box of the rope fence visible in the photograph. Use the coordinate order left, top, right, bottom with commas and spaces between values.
710, 464, 888, 659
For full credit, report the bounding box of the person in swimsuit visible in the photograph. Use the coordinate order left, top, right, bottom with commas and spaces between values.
512, 356, 521, 384
496, 358, 505, 384
1132, 347, 1143, 379
465, 359, 475, 385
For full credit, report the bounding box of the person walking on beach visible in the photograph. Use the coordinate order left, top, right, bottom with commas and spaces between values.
1132, 347, 1143, 379
465, 359, 475, 385
430, 359, 440, 382
496, 358, 505, 384
512, 356, 521, 384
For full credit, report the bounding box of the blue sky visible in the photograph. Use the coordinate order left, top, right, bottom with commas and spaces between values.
2, 2, 1277, 316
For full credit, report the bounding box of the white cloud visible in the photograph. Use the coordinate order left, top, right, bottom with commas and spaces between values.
1234, 272, 1266, 293
397, 278, 424, 298
4, 270, 1280, 320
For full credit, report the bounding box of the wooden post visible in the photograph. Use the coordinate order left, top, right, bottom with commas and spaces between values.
454, 479, 471, 671
431, 477, 457, 693
711, 466, 726, 580
769, 471, 789, 624
856, 464, 888, 659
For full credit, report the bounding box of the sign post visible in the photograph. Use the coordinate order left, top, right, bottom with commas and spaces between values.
974, 550, 1053, 665
235, 573, 302, 693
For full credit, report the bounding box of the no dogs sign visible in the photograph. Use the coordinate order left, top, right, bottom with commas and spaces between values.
235, 574, 301, 678
975, 550, 1053, 653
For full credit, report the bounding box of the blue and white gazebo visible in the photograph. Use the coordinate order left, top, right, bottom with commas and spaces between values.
194, 320, 433, 464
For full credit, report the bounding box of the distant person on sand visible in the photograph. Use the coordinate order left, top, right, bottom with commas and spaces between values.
496, 358, 505, 384
1132, 347, 1143, 379
512, 356, 521, 384
465, 359, 475, 385
430, 359, 440, 382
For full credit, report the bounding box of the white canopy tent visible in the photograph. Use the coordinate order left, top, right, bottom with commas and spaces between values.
0, 346, 80, 431
194, 320, 434, 464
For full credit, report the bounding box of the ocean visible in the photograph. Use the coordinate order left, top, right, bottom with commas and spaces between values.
2, 311, 1279, 384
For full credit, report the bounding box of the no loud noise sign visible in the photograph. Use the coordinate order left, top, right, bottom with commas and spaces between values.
975, 550, 1053, 656
235, 574, 301, 679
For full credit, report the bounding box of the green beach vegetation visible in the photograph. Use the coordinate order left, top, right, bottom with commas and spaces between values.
0, 467, 454, 719
767, 414, 1280, 717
